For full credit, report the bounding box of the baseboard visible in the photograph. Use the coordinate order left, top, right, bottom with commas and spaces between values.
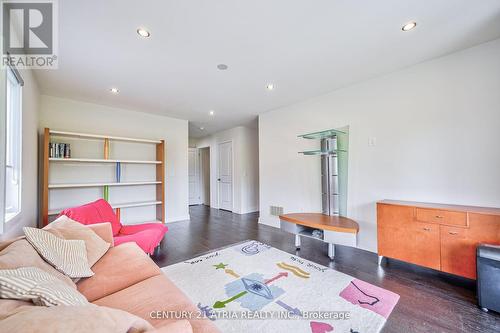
258, 216, 280, 228
239, 207, 259, 214
166, 215, 190, 223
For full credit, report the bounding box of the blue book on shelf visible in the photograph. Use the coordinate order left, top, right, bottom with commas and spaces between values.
116, 162, 121, 182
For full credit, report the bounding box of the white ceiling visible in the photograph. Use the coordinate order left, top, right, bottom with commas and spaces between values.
35, 0, 500, 138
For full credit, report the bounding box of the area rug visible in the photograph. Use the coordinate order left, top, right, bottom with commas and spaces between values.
162, 240, 399, 333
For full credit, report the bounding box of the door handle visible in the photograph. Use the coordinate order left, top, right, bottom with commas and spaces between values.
423, 227, 431, 231
435, 215, 444, 219
448, 231, 459, 235
217, 178, 221, 181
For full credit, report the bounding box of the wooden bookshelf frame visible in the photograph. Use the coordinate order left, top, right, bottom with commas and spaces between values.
41, 128, 165, 227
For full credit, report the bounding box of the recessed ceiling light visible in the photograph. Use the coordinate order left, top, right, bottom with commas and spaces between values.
209, 110, 215, 116
200, 127, 205, 130
217, 64, 228, 70
137, 28, 151, 38
266, 83, 275, 91
402, 21, 417, 31
110, 88, 119, 94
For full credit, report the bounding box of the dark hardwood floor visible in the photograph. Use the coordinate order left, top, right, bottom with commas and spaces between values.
152, 205, 500, 333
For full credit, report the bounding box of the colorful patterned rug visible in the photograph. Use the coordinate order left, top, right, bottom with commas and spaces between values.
162, 240, 399, 333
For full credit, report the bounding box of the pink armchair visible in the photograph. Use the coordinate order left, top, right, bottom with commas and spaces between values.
58, 199, 168, 255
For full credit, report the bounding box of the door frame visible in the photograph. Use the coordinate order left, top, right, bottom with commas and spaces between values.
217, 140, 234, 212
188, 148, 202, 205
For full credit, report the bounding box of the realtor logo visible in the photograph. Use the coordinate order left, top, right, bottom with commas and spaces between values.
1, 0, 58, 69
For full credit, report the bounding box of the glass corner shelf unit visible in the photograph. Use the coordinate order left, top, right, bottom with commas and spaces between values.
298, 127, 349, 217
298, 128, 346, 140
299, 149, 347, 156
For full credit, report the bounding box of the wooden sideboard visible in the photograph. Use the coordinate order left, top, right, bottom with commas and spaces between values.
377, 200, 500, 279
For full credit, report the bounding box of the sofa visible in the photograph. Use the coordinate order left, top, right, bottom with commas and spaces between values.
0, 222, 219, 333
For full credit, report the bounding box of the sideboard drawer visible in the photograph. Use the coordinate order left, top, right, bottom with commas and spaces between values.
415, 208, 467, 227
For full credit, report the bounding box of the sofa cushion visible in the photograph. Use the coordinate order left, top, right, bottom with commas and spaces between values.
23, 227, 94, 279
77, 242, 161, 302
0, 304, 155, 333
44, 215, 110, 267
0, 239, 76, 289
0, 236, 25, 252
0, 267, 88, 306
58, 199, 122, 236
93, 275, 220, 333
0, 299, 33, 320
150, 320, 193, 333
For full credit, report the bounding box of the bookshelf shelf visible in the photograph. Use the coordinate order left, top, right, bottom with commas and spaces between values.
48, 181, 162, 189
41, 128, 166, 227
111, 200, 163, 209
48, 200, 162, 215
49, 158, 162, 164
49, 130, 161, 144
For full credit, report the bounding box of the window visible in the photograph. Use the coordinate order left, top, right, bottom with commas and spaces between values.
5, 67, 22, 222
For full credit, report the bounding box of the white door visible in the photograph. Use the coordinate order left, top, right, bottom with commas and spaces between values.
218, 141, 233, 211
188, 148, 201, 205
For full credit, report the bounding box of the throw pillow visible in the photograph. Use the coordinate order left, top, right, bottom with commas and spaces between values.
44, 215, 110, 267
0, 267, 88, 306
0, 238, 76, 289
23, 227, 94, 279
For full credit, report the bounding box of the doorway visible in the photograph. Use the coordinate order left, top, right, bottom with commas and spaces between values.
199, 147, 210, 206
188, 148, 201, 205
217, 141, 233, 212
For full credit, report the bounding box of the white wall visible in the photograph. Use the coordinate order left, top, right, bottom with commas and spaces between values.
188, 137, 198, 148
0, 68, 6, 235
1, 69, 40, 239
39, 95, 189, 223
240, 127, 259, 214
259, 38, 500, 253
196, 126, 259, 214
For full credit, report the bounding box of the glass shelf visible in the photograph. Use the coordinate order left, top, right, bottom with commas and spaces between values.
298, 128, 346, 140
299, 149, 347, 156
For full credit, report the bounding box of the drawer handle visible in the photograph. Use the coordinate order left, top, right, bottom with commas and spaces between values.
448, 231, 459, 235
423, 227, 431, 231
435, 215, 444, 219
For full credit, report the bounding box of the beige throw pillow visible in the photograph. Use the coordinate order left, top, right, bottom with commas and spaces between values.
0, 267, 88, 306
0, 239, 76, 289
23, 227, 94, 279
44, 215, 110, 267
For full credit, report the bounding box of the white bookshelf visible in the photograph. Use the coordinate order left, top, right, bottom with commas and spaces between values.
42, 128, 165, 226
